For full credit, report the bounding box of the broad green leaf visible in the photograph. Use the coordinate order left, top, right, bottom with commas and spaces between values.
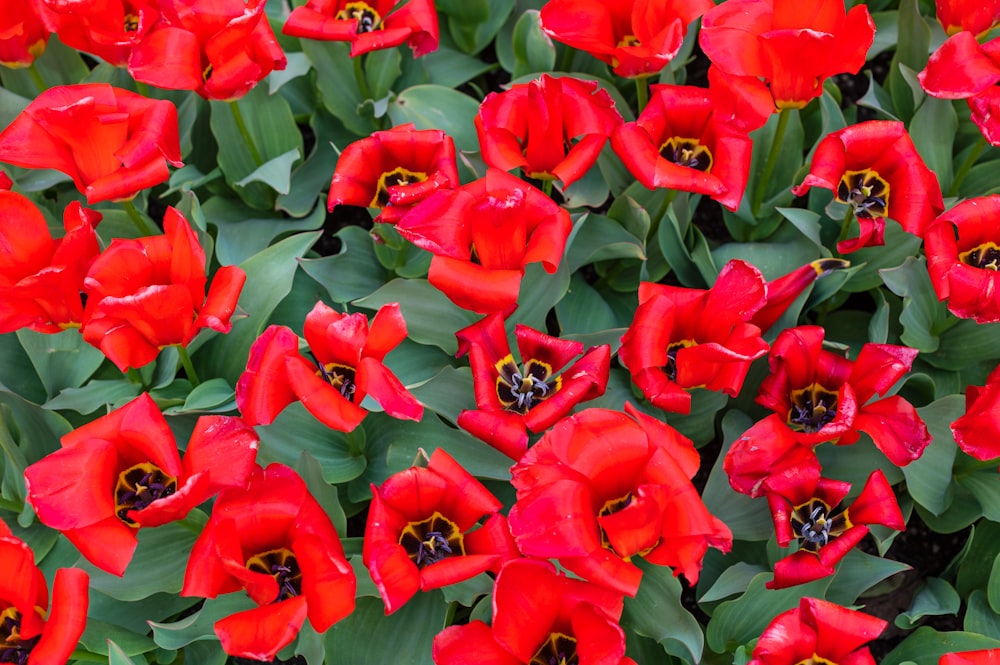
301, 226, 388, 304
255, 403, 367, 484
826, 548, 912, 606
516, 261, 572, 332
295, 450, 348, 536
566, 212, 646, 271
991, 553, 1000, 614
408, 365, 477, 424
666, 388, 729, 448
301, 40, 376, 137
105, 638, 147, 665
555, 273, 622, 334
162, 378, 235, 415
880, 256, 946, 353
967, 590, 1000, 640
699, 562, 769, 603
325, 592, 447, 665
931, 318, 1000, 371
43, 379, 142, 415
623, 559, 704, 664
511, 10, 555, 78
439, 572, 494, 606
365, 48, 403, 100
278, 109, 358, 217
448, 0, 515, 54
268, 51, 312, 94
150, 594, 257, 650
437, 0, 489, 25
193, 231, 319, 385
882, 628, 1000, 665
896, 578, 961, 629
180, 640, 227, 665
886, 0, 931, 122
957, 521, 1000, 597
958, 469, 1000, 521
233, 147, 301, 195
418, 45, 497, 87
16, 329, 106, 400
904, 396, 961, 515
0, 332, 47, 404
910, 96, 957, 192
388, 85, 481, 153
201, 195, 325, 267
0, 37, 89, 98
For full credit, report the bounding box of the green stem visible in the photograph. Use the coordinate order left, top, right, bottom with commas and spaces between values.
27, 64, 46, 93
542, 179, 553, 198
837, 203, 855, 245
353, 53, 372, 101
557, 45, 574, 73
121, 198, 157, 236
752, 108, 791, 217
177, 345, 201, 387
635, 76, 649, 113
948, 136, 989, 197
229, 100, 263, 166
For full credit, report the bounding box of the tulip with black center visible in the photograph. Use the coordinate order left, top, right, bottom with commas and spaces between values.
660, 137, 713, 171
338, 2, 381, 32
246, 549, 302, 602
0, 608, 40, 665
495, 355, 560, 415
790, 498, 852, 553
370, 167, 427, 207
398, 512, 466, 568
114, 463, 178, 525
531, 633, 579, 665
787, 383, 838, 434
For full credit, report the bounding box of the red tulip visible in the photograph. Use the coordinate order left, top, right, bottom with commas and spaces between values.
754, 325, 930, 465
618, 259, 769, 415
699, 0, 875, 109
749, 597, 886, 665
128, 0, 286, 100
327, 123, 460, 225
919, 32, 1000, 146
182, 464, 355, 661
283, 0, 439, 58
363, 448, 519, 614
0, 520, 89, 665
24, 393, 260, 576
765, 470, 905, 588
942, 650, 1000, 665
750, 258, 851, 332
476, 74, 622, 190
396, 169, 573, 314
934, 0, 1000, 37
433, 559, 636, 665
455, 311, 610, 460
539, 0, 714, 78
35, 0, 158, 66
791, 120, 945, 253
236, 301, 423, 431
952, 362, 1000, 461
0, 1, 49, 68
0, 83, 183, 204
0, 190, 102, 334
508, 406, 731, 596
925, 194, 1000, 323
723, 414, 822, 498
81, 207, 246, 371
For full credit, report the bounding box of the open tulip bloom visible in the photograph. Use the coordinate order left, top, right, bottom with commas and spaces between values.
282, 0, 440, 58
952, 362, 1000, 461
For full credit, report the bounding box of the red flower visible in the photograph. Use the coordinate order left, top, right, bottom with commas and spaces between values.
791, 120, 945, 253
952, 362, 1000, 461
919, 32, 1000, 146
128, 0, 286, 101
618, 259, 769, 415
539, 0, 714, 78
755, 325, 930, 465
0, 83, 183, 204
723, 414, 823, 498
396, 169, 573, 314
750, 258, 851, 332
24, 393, 260, 577
0, 520, 89, 665
236, 301, 423, 431
942, 651, 1000, 665
282, 0, 439, 58
35, 0, 158, 66
0, 1, 49, 68
363, 448, 519, 614
476, 74, 622, 190
748, 597, 886, 665
433, 559, 636, 665
699, 0, 875, 110
327, 123, 460, 225
81, 207, 245, 371
765, 470, 905, 588
934, 0, 1000, 37
182, 464, 355, 661
508, 406, 731, 596
455, 311, 610, 460
925, 195, 1000, 323
610, 77, 768, 210
0, 190, 102, 334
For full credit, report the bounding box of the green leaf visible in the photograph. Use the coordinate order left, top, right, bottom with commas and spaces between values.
388, 85, 481, 153
882, 628, 1000, 665
886, 0, 931, 122
300, 226, 388, 304
623, 559, 704, 664
301, 40, 376, 137
511, 10, 555, 78
193, 231, 319, 386
268, 51, 312, 93
0, 36, 89, 98
0, 331, 48, 404
699, 562, 770, 603
364, 48, 402, 100
354, 278, 478, 355
516, 261, 572, 332
106, 638, 146, 665
295, 450, 348, 535
555, 273, 622, 334
325, 592, 447, 665
278, 110, 357, 218
967, 589, 1000, 640
958, 469, 1000, 521
958, 520, 1000, 597
437, 0, 489, 24
210, 86, 303, 210
930, 318, 1000, 371
15, 329, 106, 400
408, 365, 477, 424
896, 577, 961, 629
162, 378, 235, 415
825, 548, 912, 606
904, 396, 961, 515
566, 212, 646, 272
255, 403, 367, 484
233, 147, 301, 195
991, 552, 1000, 614
150, 594, 257, 650
910, 96, 957, 193
44, 379, 142, 415
439, 572, 494, 606
880, 256, 947, 353
418, 45, 497, 87
82, 623, 156, 659
448, 0, 515, 54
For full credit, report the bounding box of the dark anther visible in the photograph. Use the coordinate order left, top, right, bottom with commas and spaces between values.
247, 549, 302, 602
415, 531, 453, 566
496, 357, 558, 415
399, 512, 465, 568
370, 167, 428, 207
659, 137, 713, 172
961, 242, 1000, 271
0, 609, 41, 665
530, 633, 579, 665
337, 3, 382, 34
837, 170, 889, 219
787, 383, 838, 433
115, 464, 178, 525
664, 339, 695, 382
317, 362, 357, 399
790, 498, 850, 553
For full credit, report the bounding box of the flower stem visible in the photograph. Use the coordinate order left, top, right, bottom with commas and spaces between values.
635, 76, 649, 113
353, 54, 372, 101
229, 100, 263, 166
949, 136, 989, 197
27, 64, 46, 93
177, 345, 201, 387
752, 108, 790, 217
122, 198, 157, 236
838, 204, 855, 244
542, 179, 553, 198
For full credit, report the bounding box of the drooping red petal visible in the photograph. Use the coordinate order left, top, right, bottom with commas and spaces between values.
214, 597, 309, 662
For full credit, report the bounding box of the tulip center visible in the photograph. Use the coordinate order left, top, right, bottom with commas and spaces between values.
246, 548, 302, 601
794, 655, 838, 665
124, 13, 139, 31
114, 463, 178, 525
0, 607, 40, 664
598, 492, 632, 549
791, 498, 851, 553
837, 170, 889, 219
337, 2, 382, 33
960, 242, 1000, 271
664, 339, 696, 382
317, 362, 357, 400
617, 35, 641, 48
787, 383, 838, 433
659, 137, 713, 172
370, 167, 428, 207
530, 632, 578, 665
399, 511, 466, 568
495, 355, 560, 414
